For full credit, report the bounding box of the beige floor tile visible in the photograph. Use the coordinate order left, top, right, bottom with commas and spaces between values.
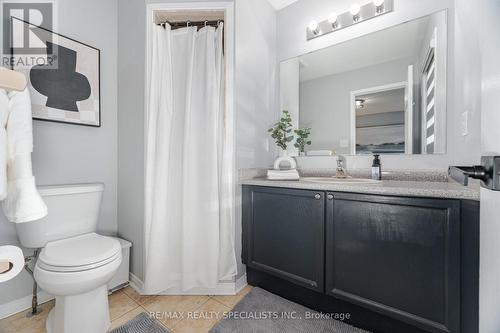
0, 287, 248, 333
108, 306, 147, 331
0, 300, 54, 333
142, 295, 210, 329
108, 290, 139, 321
122, 286, 156, 305
212, 284, 253, 309
172, 299, 230, 333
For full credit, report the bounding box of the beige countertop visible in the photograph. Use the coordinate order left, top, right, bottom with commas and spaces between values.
240, 177, 480, 201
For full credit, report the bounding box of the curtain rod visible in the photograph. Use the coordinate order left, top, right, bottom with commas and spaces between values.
157, 20, 224, 29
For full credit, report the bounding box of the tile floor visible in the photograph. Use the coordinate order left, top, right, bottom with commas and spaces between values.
0, 284, 253, 333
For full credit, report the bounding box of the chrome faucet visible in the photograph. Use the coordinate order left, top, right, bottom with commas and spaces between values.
336, 155, 347, 178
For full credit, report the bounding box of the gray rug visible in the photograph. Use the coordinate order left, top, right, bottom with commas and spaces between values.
109, 312, 171, 333
210, 287, 370, 333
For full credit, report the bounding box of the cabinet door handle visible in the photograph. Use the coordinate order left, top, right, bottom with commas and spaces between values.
314, 193, 321, 200
327, 194, 334, 200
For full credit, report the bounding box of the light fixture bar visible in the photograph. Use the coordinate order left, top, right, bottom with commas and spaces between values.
306, 0, 394, 41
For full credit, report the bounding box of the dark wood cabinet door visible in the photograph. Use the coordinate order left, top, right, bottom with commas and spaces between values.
326, 192, 460, 333
242, 186, 325, 292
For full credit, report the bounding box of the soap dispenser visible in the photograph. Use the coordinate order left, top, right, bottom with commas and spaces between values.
372, 154, 382, 180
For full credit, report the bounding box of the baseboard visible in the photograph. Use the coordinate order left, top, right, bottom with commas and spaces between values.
129, 272, 144, 294
129, 272, 247, 296
0, 291, 54, 320
234, 273, 248, 293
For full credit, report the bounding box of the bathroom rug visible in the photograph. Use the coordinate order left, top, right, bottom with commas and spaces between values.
109, 312, 171, 333
210, 287, 370, 333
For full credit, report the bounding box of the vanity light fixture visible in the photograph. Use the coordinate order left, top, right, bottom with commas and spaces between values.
350, 3, 361, 22
306, 0, 394, 41
373, 0, 385, 14
328, 12, 339, 29
308, 20, 320, 35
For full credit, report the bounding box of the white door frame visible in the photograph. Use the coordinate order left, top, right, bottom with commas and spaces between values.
349, 81, 407, 155
145, 1, 235, 126
144, 1, 236, 199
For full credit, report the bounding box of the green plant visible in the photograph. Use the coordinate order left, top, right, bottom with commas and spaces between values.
268, 111, 294, 150
294, 127, 312, 153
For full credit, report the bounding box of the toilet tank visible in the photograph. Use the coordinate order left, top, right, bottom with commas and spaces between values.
15, 183, 104, 249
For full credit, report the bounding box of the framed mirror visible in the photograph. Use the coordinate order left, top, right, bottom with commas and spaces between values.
280, 10, 447, 156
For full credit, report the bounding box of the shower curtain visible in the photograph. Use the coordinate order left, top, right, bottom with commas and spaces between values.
144, 23, 236, 294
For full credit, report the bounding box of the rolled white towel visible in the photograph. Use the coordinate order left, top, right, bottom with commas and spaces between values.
306, 150, 333, 156
267, 169, 300, 180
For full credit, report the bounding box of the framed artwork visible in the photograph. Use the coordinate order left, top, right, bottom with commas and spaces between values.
11, 17, 101, 127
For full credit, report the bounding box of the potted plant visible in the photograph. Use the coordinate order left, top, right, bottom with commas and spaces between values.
268, 110, 294, 151
294, 127, 312, 156
268, 111, 296, 170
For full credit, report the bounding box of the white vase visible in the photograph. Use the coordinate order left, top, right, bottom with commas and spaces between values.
273, 150, 297, 170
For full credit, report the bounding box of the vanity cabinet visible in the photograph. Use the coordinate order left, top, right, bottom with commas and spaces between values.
325, 192, 460, 333
242, 186, 325, 292
242, 185, 479, 333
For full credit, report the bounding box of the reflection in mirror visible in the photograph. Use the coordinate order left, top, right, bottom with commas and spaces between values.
354, 85, 407, 154
280, 10, 447, 156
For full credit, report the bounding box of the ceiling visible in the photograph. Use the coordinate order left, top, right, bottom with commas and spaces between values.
267, 0, 299, 10
297, 15, 430, 82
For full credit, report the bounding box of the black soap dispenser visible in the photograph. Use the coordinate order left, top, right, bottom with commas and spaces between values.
372, 154, 382, 180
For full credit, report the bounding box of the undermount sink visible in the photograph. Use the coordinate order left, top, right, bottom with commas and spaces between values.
301, 177, 381, 184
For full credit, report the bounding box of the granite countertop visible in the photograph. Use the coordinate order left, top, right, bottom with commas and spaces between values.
240, 177, 480, 201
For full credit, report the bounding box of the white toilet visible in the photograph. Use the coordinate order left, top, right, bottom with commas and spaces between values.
15, 183, 122, 333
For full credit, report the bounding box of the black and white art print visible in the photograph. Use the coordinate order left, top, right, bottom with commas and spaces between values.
12, 18, 101, 127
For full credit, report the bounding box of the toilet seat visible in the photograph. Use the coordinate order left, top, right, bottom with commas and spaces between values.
37, 233, 121, 272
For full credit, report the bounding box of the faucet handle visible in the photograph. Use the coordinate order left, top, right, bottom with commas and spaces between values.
336, 155, 345, 168
335, 155, 347, 178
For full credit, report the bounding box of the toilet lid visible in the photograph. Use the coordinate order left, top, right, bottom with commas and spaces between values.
38, 233, 121, 272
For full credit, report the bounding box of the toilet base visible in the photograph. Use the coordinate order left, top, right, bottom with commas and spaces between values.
46, 285, 110, 333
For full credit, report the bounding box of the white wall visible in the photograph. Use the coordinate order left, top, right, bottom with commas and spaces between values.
0, 0, 118, 306
235, 0, 278, 169
117, 0, 278, 283
277, 0, 481, 170
473, 0, 500, 331
117, 0, 147, 286
233, 0, 278, 277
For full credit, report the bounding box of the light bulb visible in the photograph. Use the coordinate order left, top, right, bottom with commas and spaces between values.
309, 20, 318, 31
328, 12, 338, 24
350, 3, 361, 16
308, 20, 318, 32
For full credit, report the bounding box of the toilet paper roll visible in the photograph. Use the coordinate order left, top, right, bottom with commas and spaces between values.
0, 246, 24, 283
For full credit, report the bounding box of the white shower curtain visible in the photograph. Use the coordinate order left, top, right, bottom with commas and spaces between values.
144, 23, 237, 294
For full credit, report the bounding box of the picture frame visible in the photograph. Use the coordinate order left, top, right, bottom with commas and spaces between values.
11, 17, 101, 127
